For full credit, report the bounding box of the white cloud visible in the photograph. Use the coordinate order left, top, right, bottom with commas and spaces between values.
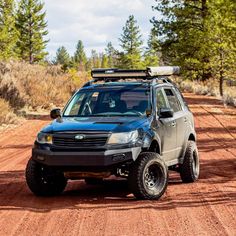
44, 0, 157, 58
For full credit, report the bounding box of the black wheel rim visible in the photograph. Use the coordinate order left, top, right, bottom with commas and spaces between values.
143, 163, 163, 191
39, 166, 57, 185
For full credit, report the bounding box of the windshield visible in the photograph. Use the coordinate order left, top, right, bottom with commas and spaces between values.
63, 86, 151, 117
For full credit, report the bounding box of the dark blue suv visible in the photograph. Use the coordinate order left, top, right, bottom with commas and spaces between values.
26, 67, 200, 200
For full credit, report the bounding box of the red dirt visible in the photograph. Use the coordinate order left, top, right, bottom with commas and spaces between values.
0, 93, 235, 236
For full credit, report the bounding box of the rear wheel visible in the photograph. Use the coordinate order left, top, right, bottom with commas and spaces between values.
128, 152, 168, 200
180, 141, 200, 183
25, 158, 67, 196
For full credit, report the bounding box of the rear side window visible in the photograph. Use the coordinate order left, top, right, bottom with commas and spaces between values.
174, 87, 189, 110
164, 88, 182, 113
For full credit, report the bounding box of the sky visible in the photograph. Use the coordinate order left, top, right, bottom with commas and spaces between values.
44, 0, 157, 59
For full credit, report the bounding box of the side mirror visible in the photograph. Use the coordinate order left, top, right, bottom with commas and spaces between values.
50, 108, 61, 119
159, 107, 174, 118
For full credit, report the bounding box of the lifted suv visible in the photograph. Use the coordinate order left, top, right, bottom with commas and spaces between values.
26, 66, 200, 200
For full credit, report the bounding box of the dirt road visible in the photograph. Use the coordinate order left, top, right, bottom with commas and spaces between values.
0, 93, 235, 236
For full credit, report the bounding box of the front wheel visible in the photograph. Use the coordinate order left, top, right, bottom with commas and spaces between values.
128, 152, 168, 200
180, 141, 200, 183
25, 158, 67, 196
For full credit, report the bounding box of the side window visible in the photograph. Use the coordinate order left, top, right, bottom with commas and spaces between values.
156, 89, 168, 111
174, 87, 189, 110
164, 88, 182, 113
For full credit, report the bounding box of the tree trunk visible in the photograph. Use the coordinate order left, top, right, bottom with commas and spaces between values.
29, 19, 33, 64
219, 70, 224, 97
201, 0, 207, 19
219, 48, 224, 97
201, 0, 211, 81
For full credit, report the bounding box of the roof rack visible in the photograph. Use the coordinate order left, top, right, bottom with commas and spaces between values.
91, 68, 148, 79
83, 66, 180, 87
91, 66, 180, 79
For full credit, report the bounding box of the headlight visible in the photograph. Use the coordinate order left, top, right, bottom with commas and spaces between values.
107, 130, 139, 144
36, 132, 53, 144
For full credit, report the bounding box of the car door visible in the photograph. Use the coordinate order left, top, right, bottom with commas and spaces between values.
163, 87, 186, 159
173, 87, 191, 156
155, 87, 177, 162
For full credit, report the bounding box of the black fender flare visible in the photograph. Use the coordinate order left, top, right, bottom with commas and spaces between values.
142, 131, 162, 155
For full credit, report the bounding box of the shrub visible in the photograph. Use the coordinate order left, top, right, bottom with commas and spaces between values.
0, 98, 18, 125
0, 61, 86, 110
175, 77, 236, 107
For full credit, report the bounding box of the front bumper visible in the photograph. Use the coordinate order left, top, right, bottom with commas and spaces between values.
32, 146, 141, 167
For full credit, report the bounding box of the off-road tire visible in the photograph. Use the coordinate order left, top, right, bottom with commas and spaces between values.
180, 141, 200, 183
128, 152, 168, 200
26, 158, 67, 196
84, 178, 103, 185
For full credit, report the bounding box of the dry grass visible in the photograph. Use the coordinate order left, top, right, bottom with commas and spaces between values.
175, 78, 236, 107
0, 61, 90, 126
0, 98, 19, 125
0, 61, 75, 110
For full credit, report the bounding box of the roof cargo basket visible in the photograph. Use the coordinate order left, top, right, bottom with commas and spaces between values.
83, 66, 180, 87
91, 66, 180, 80
91, 68, 148, 79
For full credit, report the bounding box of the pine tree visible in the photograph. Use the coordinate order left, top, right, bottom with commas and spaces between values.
119, 15, 143, 69
85, 58, 93, 72
143, 28, 159, 67
73, 40, 87, 71
151, 0, 211, 80
152, 0, 236, 95
16, 0, 48, 64
101, 53, 108, 68
54, 46, 71, 71
90, 50, 101, 68
105, 42, 116, 68
0, 0, 18, 60
207, 0, 236, 96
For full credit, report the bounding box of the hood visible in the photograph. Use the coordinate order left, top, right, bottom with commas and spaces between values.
41, 116, 148, 133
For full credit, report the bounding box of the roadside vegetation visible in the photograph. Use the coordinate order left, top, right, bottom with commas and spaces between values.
0, 61, 91, 125
175, 78, 236, 107
0, 0, 235, 126
0, 98, 18, 125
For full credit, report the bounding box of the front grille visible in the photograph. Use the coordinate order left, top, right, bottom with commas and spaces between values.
52, 132, 109, 148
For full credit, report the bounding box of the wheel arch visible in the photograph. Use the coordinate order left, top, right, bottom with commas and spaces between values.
179, 132, 197, 164
147, 139, 161, 155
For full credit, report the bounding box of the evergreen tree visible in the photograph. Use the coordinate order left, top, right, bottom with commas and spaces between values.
101, 53, 108, 68
0, 0, 18, 60
151, 0, 211, 80
152, 0, 236, 95
16, 0, 48, 64
85, 57, 93, 72
119, 15, 143, 69
73, 40, 87, 70
105, 42, 116, 67
143, 28, 159, 67
207, 0, 236, 96
54, 46, 71, 71
90, 50, 101, 68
